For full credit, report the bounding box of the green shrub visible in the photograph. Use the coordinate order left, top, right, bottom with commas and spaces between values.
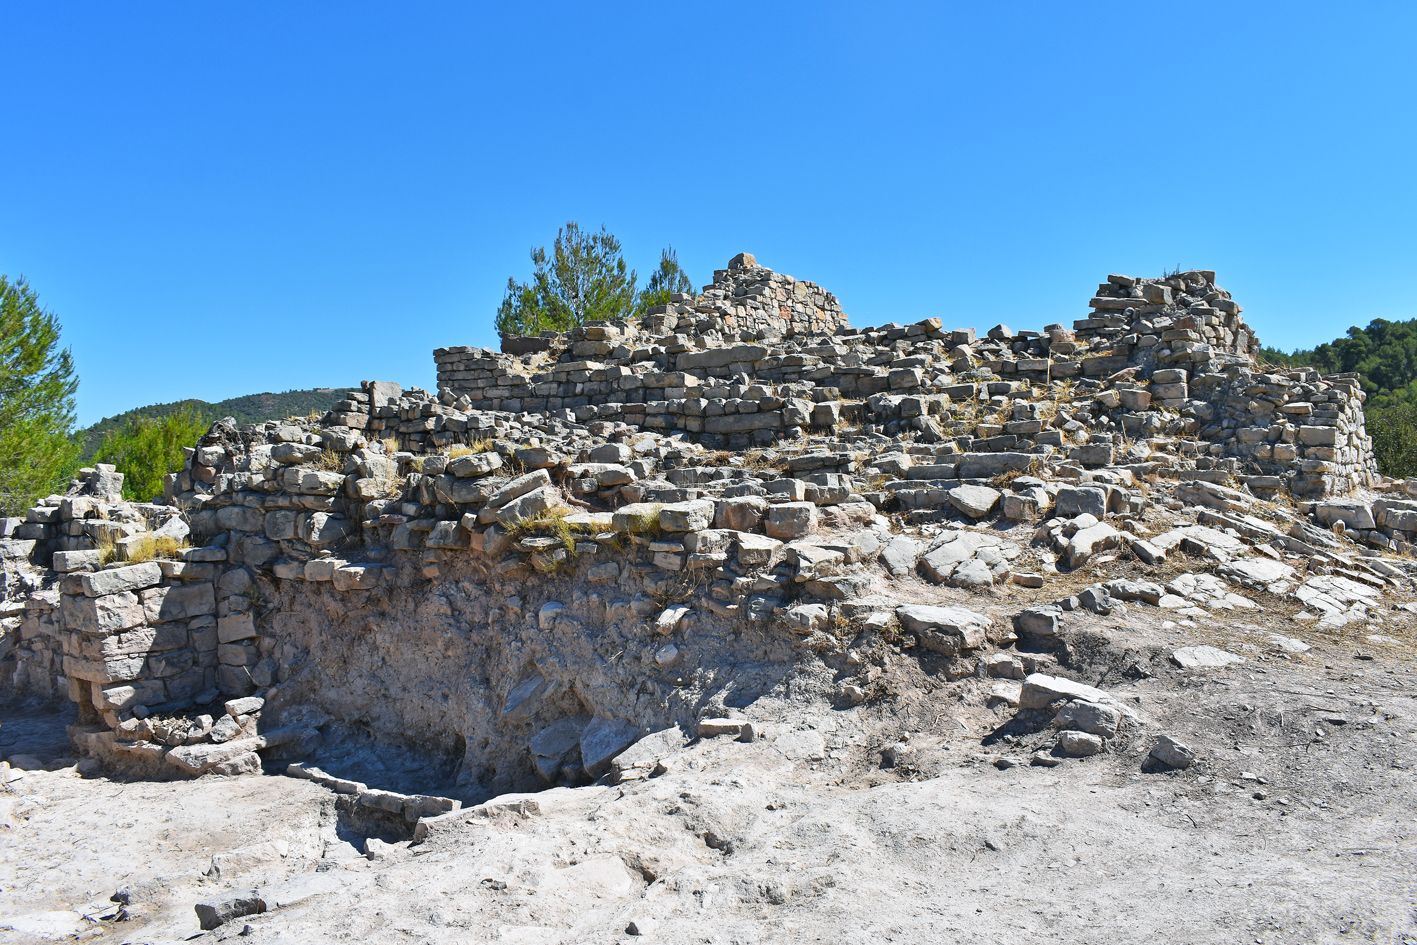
92, 408, 209, 502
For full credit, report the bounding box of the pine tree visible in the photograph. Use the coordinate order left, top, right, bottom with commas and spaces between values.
495, 223, 639, 337
634, 246, 695, 318
0, 276, 79, 516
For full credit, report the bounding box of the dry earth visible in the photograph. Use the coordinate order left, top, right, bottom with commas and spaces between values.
4, 605, 1416, 945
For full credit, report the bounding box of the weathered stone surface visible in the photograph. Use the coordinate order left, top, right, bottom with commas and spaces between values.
1066, 522, 1121, 568
658, 500, 715, 533
331, 564, 385, 591
448, 451, 503, 478
1020, 673, 1117, 711
194, 890, 266, 930
1170, 646, 1244, 670
947, 484, 1001, 519
495, 486, 561, 526
1057, 730, 1104, 757
142, 583, 216, 623
1055, 700, 1122, 738
487, 469, 552, 509
580, 717, 640, 777
765, 502, 818, 540
879, 536, 920, 576
1148, 735, 1196, 770
919, 531, 1016, 587
1056, 486, 1107, 519
894, 604, 990, 654
77, 562, 163, 598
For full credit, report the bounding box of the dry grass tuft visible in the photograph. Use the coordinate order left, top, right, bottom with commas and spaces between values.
621, 505, 662, 538
449, 438, 496, 459
312, 449, 345, 471
504, 507, 597, 555
109, 534, 190, 565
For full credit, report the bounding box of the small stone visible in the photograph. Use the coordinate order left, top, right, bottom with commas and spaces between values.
223, 696, 265, 718
697, 718, 745, 739
1056, 730, 1105, 757
194, 891, 265, 930
654, 605, 690, 635
1148, 735, 1196, 770
626, 917, 658, 936
987, 681, 1022, 708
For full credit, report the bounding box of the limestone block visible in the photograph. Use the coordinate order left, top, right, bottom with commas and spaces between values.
141, 582, 216, 623
61, 591, 147, 635
765, 502, 818, 540
894, 604, 990, 654
947, 484, 1001, 519
75, 562, 163, 598
658, 500, 714, 533
487, 469, 553, 509
495, 486, 561, 526
447, 451, 504, 478
1019, 673, 1117, 711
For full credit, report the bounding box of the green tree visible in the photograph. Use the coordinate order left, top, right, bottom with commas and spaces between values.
92, 408, 210, 503
634, 246, 694, 318
0, 276, 80, 516
495, 222, 638, 337
1368, 401, 1417, 480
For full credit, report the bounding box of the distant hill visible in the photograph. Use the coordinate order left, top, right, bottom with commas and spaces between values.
79, 387, 351, 458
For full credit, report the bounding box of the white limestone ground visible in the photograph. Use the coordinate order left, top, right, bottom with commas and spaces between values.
4, 593, 1416, 944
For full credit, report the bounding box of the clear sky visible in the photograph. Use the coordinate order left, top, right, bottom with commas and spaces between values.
4, 2, 1415, 426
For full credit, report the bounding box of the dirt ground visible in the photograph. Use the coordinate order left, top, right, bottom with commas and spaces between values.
3, 603, 1416, 945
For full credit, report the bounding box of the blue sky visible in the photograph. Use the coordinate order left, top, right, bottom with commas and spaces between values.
4, 3, 1415, 426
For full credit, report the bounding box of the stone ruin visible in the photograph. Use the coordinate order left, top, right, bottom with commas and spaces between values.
437, 258, 1374, 499
1, 255, 1409, 832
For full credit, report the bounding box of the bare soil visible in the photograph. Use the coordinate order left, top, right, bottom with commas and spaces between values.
4, 601, 1415, 945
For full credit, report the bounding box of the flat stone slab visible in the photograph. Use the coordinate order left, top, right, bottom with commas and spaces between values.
1171, 645, 1244, 669
895, 604, 990, 652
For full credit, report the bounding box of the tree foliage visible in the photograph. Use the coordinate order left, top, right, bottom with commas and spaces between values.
1268, 318, 1417, 478
634, 246, 694, 318
496, 223, 638, 337
91, 408, 210, 503
495, 224, 694, 337
0, 276, 80, 516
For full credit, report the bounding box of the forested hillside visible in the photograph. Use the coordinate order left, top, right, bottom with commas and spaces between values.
1261, 318, 1417, 478
79, 388, 347, 459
